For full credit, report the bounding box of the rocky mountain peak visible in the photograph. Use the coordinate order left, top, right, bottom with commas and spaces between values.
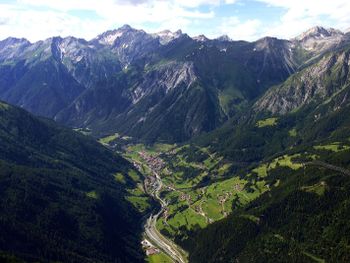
93, 24, 140, 46
119, 24, 133, 31
254, 48, 350, 114
0, 37, 31, 51
292, 26, 345, 54
255, 36, 279, 46
253, 37, 291, 54
295, 26, 343, 41
216, 34, 232, 42
193, 34, 209, 42
0, 37, 31, 61
153, 29, 183, 45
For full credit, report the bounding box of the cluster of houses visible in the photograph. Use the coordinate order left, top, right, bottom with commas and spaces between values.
138, 151, 165, 172
141, 239, 160, 256
179, 193, 192, 202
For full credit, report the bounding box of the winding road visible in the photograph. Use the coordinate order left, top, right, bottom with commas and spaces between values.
143, 171, 188, 263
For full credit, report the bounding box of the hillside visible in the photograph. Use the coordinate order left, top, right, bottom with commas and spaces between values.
186, 148, 350, 262
0, 101, 146, 262
189, 42, 350, 166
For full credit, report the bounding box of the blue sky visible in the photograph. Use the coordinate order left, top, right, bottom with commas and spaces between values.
0, 0, 349, 42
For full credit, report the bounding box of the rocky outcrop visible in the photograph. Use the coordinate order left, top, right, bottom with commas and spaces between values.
291, 26, 347, 61
255, 49, 350, 114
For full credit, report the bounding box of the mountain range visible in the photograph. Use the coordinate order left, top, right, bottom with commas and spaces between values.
1, 24, 350, 263
1, 25, 349, 142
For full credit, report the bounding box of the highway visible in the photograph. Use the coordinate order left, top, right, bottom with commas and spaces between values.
143, 171, 187, 263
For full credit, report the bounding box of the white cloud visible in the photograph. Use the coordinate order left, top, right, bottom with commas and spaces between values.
1, 0, 350, 42
18, 0, 226, 9
224, 0, 237, 4
174, 0, 221, 8
0, 0, 217, 41
218, 17, 262, 41
0, 4, 108, 41
256, 0, 350, 39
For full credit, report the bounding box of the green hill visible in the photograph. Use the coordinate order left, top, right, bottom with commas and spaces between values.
185, 148, 350, 262
0, 101, 144, 262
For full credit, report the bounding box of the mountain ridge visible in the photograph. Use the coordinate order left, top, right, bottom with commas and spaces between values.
1, 25, 350, 142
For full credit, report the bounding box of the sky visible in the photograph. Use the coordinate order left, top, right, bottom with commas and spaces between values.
0, 0, 350, 42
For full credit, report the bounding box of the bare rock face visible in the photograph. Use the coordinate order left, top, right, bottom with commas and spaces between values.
92, 25, 160, 67
152, 30, 184, 45
0, 37, 31, 61
292, 26, 345, 55
255, 49, 350, 114
193, 35, 209, 42
131, 61, 196, 104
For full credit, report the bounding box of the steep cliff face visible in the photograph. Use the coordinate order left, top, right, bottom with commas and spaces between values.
56, 61, 202, 141
255, 47, 350, 114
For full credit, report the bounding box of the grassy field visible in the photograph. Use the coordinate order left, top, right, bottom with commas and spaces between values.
98, 133, 119, 144
113, 172, 126, 184
288, 128, 297, 137
301, 182, 327, 196
126, 186, 151, 213
146, 252, 173, 263
86, 191, 98, 199
256, 117, 278, 128
314, 142, 350, 152
152, 145, 271, 239
157, 172, 268, 238
252, 154, 303, 177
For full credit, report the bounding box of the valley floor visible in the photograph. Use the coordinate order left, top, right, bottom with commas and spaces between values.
98, 134, 350, 263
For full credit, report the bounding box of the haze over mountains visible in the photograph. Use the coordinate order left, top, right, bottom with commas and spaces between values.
1, 25, 349, 142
